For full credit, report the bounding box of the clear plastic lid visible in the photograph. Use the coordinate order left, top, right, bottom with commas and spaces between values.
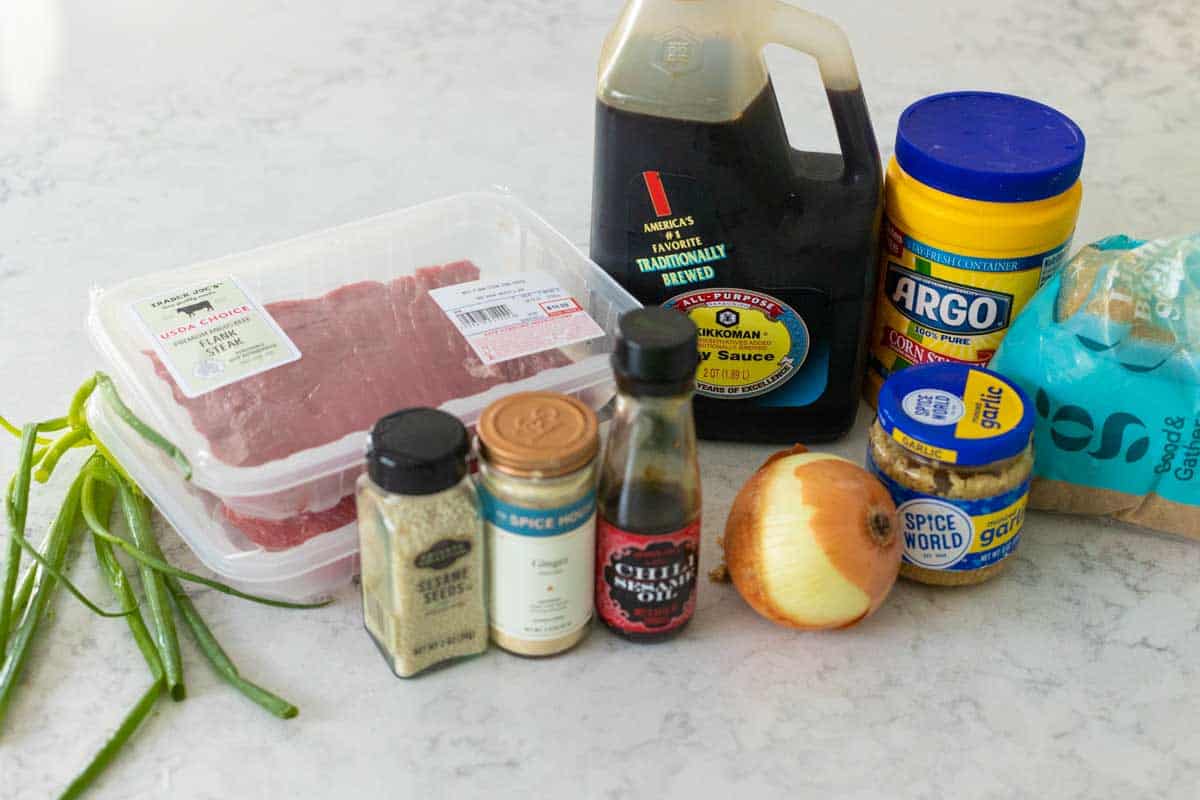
88, 192, 640, 502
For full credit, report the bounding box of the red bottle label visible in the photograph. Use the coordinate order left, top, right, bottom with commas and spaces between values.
595, 517, 700, 635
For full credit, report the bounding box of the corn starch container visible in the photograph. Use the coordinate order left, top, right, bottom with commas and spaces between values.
865, 92, 1085, 405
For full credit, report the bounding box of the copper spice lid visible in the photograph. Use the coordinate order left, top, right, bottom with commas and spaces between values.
477, 392, 599, 478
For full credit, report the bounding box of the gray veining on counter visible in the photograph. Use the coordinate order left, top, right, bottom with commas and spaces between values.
2, 1, 1199, 798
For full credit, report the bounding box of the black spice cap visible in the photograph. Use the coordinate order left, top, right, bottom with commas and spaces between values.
612, 307, 699, 397
366, 408, 469, 495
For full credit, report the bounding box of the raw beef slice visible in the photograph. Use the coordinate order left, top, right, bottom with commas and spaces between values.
149, 260, 573, 549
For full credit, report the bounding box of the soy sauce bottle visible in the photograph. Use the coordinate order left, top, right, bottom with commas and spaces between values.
595, 308, 702, 642
590, 0, 883, 443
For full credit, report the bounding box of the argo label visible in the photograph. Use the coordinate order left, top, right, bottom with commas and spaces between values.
868, 451, 1030, 573
869, 220, 1070, 378
883, 264, 1014, 337
664, 289, 810, 399
595, 518, 700, 635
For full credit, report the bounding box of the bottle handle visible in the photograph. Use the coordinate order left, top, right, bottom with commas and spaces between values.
763, 2, 878, 181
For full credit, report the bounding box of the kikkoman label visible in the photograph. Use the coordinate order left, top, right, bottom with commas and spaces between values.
131, 278, 301, 398
869, 220, 1071, 379
664, 288, 809, 399
626, 170, 728, 297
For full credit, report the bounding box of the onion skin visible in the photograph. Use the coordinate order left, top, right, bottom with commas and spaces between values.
724, 445, 901, 631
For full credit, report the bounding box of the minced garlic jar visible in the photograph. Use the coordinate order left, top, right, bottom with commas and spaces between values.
866, 364, 1035, 586
476, 392, 599, 657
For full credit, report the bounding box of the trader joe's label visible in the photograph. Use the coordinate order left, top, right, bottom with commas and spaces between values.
429, 271, 605, 366
131, 278, 301, 398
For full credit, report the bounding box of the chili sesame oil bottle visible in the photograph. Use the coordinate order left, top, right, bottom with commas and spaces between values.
595, 309, 702, 642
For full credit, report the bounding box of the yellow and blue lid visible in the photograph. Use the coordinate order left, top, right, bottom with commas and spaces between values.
877, 363, 1034, 466
896, 91, 1085, 203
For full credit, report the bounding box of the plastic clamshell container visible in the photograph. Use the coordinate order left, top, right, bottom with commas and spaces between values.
87, 391, 360, 601
86, 192, 641, 600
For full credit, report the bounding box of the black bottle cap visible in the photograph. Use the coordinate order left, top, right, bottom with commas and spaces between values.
612, 307, 699, 397
366, 408, 469, 495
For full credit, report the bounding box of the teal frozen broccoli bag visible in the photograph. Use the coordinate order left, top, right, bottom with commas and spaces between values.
991, 234, 1200, 539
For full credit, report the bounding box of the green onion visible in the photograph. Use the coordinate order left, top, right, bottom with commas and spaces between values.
116, 479, 185, 702
94, 374, 192, 480
3, 373, 311, 786
67, 376, 98, 432
6, 445, 135, 622
0, 416, 54, 445
5, 518, 136, 620
49, 475, 168, 797
58, 679, 164, 800
167, 579, 298, 719
86, 476, 162, 680
89, 438, 134, 487
0, 469, 86, 729
0, 424, 38, 658
81, 466, 328, 611
5, 445, 51, 631
34, 428, 91, 484
9, 565, 37, 635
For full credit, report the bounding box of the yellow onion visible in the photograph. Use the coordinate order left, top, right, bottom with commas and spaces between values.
723, 445, 901, 630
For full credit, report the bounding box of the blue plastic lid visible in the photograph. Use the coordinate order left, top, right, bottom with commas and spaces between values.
896, 91, 1086, 203
877, 363, 1034, 467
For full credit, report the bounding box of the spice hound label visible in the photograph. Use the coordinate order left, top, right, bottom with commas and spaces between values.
430, 272, 605, 366
130, 277, 301, 398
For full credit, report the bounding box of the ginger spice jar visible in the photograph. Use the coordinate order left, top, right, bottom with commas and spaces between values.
476, 392, 599, 656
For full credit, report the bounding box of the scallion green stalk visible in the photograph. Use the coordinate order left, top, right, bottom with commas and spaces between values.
116, 480, 185, 702
0, 469, 86, 730
57, 679, 164, 800
86, 475, 162, 680
94, 374, 191, 480
0, 424, 38, 658
167, 579, 298, 719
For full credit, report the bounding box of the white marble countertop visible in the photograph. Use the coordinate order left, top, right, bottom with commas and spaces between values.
2, 1, 1199, 798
